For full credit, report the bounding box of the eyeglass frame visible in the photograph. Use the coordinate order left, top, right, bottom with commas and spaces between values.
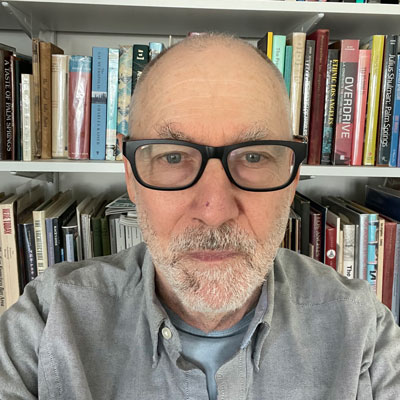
122, 138, 307, 192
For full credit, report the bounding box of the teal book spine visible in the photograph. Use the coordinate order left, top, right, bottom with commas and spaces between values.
106, 48, 119, 161
366, 214, 379, 293
272, 35, 286, 75
149, 42, 165, 61
90, 47, 108, 160
284, 45, 292, 95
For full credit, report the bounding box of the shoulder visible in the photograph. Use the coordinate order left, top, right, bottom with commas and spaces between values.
29, 243, 150, 309
273, 248, 375, 308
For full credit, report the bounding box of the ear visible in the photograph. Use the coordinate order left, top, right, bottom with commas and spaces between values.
123, 155, 137, 204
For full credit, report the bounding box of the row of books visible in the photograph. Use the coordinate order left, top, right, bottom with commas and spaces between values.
0, 188, 142, 314
258, 30, 400, 167
281, 187, 400, 325
0, 40, 164, 162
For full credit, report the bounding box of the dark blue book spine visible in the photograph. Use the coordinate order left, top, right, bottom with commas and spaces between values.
90, 47, 108, 160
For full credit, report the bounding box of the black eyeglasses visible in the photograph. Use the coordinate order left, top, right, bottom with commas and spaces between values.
122, 139, 307, 192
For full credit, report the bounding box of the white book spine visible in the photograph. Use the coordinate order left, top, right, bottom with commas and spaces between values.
106, 48, 119, 161
21, 74, 35, 161
115, 218, 126, 252
343, 224, 355, 279
51, 54, 69, 158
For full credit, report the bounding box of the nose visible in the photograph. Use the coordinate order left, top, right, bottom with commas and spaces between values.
189, 159, 241, 227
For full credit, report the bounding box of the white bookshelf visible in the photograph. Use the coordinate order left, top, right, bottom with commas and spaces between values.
1, 0, 400, 199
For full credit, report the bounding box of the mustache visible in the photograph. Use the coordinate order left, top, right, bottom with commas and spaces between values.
168, 224, 258, 253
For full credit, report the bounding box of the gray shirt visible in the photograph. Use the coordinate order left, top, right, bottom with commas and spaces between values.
1, 244, 400, 399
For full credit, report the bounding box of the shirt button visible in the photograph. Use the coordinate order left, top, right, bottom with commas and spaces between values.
161, 327, 172, 340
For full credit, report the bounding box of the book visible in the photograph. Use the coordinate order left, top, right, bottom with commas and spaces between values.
287, 33, 306, 137
116, 45, 133, 160
362, 35, 385, 165
90, 47, 108, 160
101, 215, 111, 256
365, 185, 400, 221
331, 40, 360, 165
321, 49, 339, 164
92, 202, 107, 257
105, 48, 119, 161
376, 35, 398, 166
31, 38, 41, 158
283, 45, 292, 95
132, 44, 149, 93
21, 74, 36, 161
306, 29, 330, 165
391, 55, 400, 167
272, 35, 286, 75
149, 42, 165, 61
51, 54, 69, 158
257, 32, 273, 59
327, 210, 342, 273
39, 41, 64, 159
68, 55, 92, 160
17, 214, 37, 286
293, 193, 310, 256
62, 215, 79, 262
351, 49, 371, 165
300, 40, 315, 138
342, 220, 356, 279
325, 223, 337, 269
1, 47, 13, 160
76, 196, 92, 261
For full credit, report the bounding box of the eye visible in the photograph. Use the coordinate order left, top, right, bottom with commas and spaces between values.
165, 153, 182, 164
245, 153, 261, 163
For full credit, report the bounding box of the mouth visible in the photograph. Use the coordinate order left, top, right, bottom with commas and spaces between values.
186, 251, 240, 262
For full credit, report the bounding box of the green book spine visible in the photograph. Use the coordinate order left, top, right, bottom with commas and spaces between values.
92, 217, 102, 257
101, 216, 111, 256
284, 45, 293, 95
272, 35, 286, 75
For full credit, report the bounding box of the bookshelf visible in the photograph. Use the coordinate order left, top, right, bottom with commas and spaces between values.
1, 0, 400, 201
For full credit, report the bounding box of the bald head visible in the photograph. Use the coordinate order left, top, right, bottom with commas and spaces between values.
128, 33, 291, 141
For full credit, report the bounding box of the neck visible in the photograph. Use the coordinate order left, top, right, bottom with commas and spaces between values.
155, 272, 261, 333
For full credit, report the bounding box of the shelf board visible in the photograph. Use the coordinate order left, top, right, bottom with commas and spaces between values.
1, 160, 400, 177
3, 1, 400, 39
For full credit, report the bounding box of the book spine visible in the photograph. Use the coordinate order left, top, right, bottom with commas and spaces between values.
307, 29, 330, 165
63, 227, 78, 262
22, 223, 37, 283
116, 45, 133, 161
0, 50, 6, 159
382, 221, 396, 309
132, 45, 149, 94
149, 42, 165, 61
392, 225, 400, 324
310, 210, 322, 262
33, 211, 48, 274
343, 224, 355, 279
376, 35, 398, 165
332, 40, 359, 165
283, 46, 292, 95
366, 215, 379, 292
90, 47, 108, 160
32, 39, 41, 158
45, 217, 55, 267
68, 56, 92, 160
272, 35, 286, 75
21, 74, 35, 161
9, 56, 17, 160
392, 55, 400, 167
363, 35, 385, 165
325, 224, 337, 269
0, 203, 20, 309
0, 230, 5, 314
351, 50, 371, 165
358, 215, 369, 281
376, 218, 384, 302
39, 42, 53, 159
92, 218, 103, 256
267, 32, 273, 60
51, 54, 69, 158
288, 33, 306, 137
101, 216, 111, 256
321, 49, 339, 164
105, 48, 119, 161
4, 51, 13, 160
300, 40, 315, 138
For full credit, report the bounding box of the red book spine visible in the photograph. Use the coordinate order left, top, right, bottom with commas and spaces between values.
332, 40, 359, 165
68, 56, 92, 160
351, 50, 371, 166
325, 224, 337, 269
382, 219, 396, 309
306, 29, 330, 165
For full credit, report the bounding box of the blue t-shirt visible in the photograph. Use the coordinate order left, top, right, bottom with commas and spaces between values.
165, 306, 255, 400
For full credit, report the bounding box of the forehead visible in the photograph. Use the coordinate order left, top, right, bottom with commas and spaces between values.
131, 42, 290, 144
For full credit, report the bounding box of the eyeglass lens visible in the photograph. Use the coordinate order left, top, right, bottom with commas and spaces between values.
134, 143, 295, 189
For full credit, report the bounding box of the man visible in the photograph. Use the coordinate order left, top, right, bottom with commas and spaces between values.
0, 34, 399, 399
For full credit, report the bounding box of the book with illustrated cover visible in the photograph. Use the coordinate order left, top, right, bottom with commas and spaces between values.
39, 41, 64, 159
105, 48, 119, 161
351, 49, 371, 165
321, 49, 339, 164
362, 35, 385, 165
376, 35, 398, 166
331, 39, 360, 165
51, 54, 69, 158
68, 55, 92, 160
90, 47, 108, 160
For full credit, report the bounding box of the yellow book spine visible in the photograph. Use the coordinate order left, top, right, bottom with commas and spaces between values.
267, 32, 273, 60
363, 35, 385, 165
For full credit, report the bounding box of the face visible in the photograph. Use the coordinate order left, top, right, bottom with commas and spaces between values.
124, 42, 299, 314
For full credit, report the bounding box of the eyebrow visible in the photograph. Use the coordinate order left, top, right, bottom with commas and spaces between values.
155, 122, 280, 143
